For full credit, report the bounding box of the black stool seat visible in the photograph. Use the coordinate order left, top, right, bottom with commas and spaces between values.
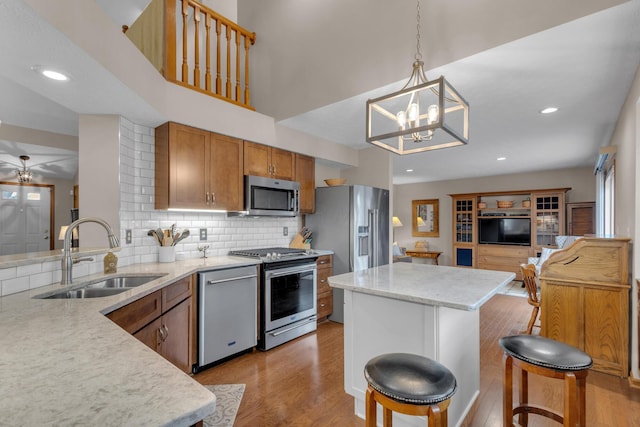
499, 335, 593, 371
364, 353, 457, 405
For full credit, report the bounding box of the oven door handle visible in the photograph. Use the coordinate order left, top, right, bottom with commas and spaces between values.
264, 264, 317, 279
269, 316, 317, 337
207, 274, 257, 285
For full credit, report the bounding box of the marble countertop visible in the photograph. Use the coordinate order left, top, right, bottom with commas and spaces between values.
328, 263, 515, 311
0, 255, 260, 426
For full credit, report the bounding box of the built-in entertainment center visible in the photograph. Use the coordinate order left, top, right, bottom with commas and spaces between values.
451, 188, 570, 280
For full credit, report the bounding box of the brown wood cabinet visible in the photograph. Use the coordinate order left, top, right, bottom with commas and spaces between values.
450, 188, 569, 273
540, 237, 630, 377
155, 122, 243, 211
107, 276, 196, 374
295, 153, 315, 214
477, 244, 530, 280
316, 254, 333, 321
567, 202, 595, 236
243, 140, 295, 180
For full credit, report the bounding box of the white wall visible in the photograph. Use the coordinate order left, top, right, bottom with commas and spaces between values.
393, 166, 596, 266
608, 61, 640, 380
341, 147, 392, 190
78, 115, 121, 246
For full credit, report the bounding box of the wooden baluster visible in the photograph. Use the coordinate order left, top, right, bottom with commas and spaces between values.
164, 0, 177, 81
244, 33, 255, 106
193, 6, 201, 88
235, 30, 240, 101
215, 20, 222, 96
181, 0, 189, 83
204, 14, 212, 92
225, 25, 232, 98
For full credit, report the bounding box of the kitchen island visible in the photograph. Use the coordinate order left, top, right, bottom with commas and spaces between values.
0, 256, 260, 426
329, 262, 514, 427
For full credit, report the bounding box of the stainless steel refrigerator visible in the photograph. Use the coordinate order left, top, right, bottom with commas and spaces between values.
305, 185, 390, 323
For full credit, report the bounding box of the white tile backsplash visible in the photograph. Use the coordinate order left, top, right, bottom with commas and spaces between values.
118, 116, 301, 267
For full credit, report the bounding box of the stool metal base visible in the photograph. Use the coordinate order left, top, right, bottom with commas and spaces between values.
503, 353, 589, 426
365, 385, 451, 427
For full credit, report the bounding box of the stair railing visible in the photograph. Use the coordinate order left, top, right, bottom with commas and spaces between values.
125, 0, 256, 110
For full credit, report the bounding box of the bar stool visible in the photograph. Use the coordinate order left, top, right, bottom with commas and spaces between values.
499, 335, 592, 426
364, 353, 457, 427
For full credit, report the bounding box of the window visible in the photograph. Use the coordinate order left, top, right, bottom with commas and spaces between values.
603, 162, 615, 235
596, 159, 615, 235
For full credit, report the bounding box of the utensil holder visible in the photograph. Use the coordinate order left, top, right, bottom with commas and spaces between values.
158, 246, 176, 263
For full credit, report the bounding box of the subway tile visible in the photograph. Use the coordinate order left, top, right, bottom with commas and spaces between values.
2, 277, 29, 296
0, 267, 17, 281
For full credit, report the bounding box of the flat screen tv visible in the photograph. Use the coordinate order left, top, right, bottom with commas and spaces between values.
478, 217, 531, 246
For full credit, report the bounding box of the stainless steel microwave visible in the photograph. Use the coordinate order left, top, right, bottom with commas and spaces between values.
240, 175, 300, 217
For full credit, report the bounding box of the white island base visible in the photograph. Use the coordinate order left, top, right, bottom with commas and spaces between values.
331, 263, 515, 427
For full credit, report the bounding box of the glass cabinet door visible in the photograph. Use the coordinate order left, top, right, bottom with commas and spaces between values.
455, 199, 474, 243
534, 195, 561, 249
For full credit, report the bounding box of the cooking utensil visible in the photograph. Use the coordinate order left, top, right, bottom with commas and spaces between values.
172, 229, 190, 246
147, 230, 163, 245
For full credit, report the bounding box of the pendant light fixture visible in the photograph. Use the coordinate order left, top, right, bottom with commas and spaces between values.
16, 155, 33, 183
366, 0, 469, 155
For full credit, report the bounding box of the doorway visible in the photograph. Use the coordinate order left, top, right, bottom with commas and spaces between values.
0, 182, 54, 255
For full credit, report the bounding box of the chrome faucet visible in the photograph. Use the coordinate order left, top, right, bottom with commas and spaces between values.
61, 217, 120, 285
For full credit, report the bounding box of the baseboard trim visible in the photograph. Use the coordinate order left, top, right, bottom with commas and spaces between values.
628, 374, 640, 389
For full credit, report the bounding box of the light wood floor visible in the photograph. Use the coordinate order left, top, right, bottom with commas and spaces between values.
194, 294, 640, 426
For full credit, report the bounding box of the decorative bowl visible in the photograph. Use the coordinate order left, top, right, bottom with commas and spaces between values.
324, 178, 346, 186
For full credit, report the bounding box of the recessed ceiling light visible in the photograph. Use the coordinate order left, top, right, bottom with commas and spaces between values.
497, 157, 506, 161
540, 107, 558, 114
31, 65, 70, 81
406, 169, 414, 173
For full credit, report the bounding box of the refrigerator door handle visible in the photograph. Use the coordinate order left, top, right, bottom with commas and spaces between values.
369, 209, 378, 268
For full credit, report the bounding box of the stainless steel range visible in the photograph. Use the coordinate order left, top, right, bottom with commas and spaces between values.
229, 247, 318, 350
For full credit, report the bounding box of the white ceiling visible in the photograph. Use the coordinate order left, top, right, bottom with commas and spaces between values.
280, 2, 640, 184
0, 0, 639, 185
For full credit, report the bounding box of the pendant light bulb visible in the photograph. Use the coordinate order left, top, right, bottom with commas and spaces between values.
427, 104, 439, 123
408, 103, 419, 125
396, 111, 406, 127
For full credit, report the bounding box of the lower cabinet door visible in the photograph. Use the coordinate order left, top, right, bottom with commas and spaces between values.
161, 297, 194, 373
134, 317, 163, 353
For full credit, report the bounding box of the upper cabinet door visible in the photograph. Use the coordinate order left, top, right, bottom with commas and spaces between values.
243, 140, 271, 177
295, 153, 315, 214
243, 141, 295, 180
210, 134, 244, 211
168, 123, 210, 209
271, 147, 295, 180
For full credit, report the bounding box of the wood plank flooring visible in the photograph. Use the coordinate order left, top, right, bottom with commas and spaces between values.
193, 294, 640, 426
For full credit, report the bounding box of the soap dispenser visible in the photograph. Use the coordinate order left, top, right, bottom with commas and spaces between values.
104, 251, 118, 274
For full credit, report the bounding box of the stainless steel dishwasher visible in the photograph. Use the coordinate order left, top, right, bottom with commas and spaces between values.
197, 265, 258, 371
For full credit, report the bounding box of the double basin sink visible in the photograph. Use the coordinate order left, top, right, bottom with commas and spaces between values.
35, 274, 166, 299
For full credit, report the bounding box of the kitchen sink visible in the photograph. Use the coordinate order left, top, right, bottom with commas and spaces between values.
85, 275, 165, 289
34, 274, 167, 299
41, 287, 130, 299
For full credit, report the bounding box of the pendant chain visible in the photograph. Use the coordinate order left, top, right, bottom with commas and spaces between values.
415, 0, 422, 62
